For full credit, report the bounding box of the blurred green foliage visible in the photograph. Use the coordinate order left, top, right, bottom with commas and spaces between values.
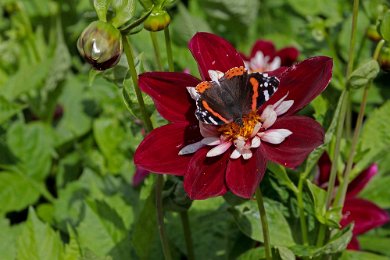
0, 0, 390, 259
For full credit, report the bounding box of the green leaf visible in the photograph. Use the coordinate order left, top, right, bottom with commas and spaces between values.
289, 225, 353, 257
0, 172, 41, 214
17, 208, 64, 260
54, 76, 92, 147
64, 225, 82, 260
379, 10, 390, 42
77, 200, 133, 259
171, 3, 212, 45
0, 218, 20, 260
7, 122, 54, 180
360, 175, 390, 208
0, 95, 23, 124
131, 185, 157, 259
237, 247, 265, 260
286, 0, 322, 16
268, 162, 298, 193
111, 0, 136, 28
341, 250, 389, 260
358, 235, 390, 257
94, 0, 112, 22
353, 101, 390, 179
230, 199, 295, 247
93, 118, 126, 173
307, 181, 340, 228
1, 59, 52, 100
348, 59, 380, 89
304, 90, 345, 174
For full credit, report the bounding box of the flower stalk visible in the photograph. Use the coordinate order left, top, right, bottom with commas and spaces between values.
164, 27, 174, 72
255, 186, 272, 260
316, 0, 360, 247
180, 211, 195, 260
122, 35, 172, 259
297, 175, 309, 245
150, 31, 163, 71
122, 35, 153, 132
335, 39, 385, 209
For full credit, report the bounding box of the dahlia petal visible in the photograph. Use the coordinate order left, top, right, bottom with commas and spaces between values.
347, 164, 378, 198
275, 100, 294, 116
347, 237, 360, 250
260, 129, 292, 144
251, 122, 262, 138
132, 166, 149, 187
206, 141, 232, 157
250, 40, 276, 59
199, 122, 219, 137
261, 56, 333, 116
186, 86, 200, 101
251, 136, 261, 148
189, 32, 244, 81
184, 147, 229, 199
179, 141, 205, 155
242, 149, 253, 160
260, 105, 277, 129
275, 47, 300, 67
139, 72, 201, 122
208, 70, 224, 82
316, 153, 333, 188
201, 137, 221, 146
262, 116, 324, 168
230, 149, 241, 159
268, 56, 281, 71
226, 149, 267, 198
134, 123, 201, 175
341, 198, 390, 235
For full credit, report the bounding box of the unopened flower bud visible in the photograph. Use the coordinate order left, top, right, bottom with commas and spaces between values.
77, 21, 123, 70
144, 10, 171, 32
366, 24, 382, 42
379, 46, 390, 72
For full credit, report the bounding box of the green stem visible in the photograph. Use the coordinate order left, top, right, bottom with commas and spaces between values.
255, 187, 272, 260
122, 35, 171, 259
346, 0, 360, 77
122, 35, 153, 132
180, 211, 195, 260
334, 39, 385, 209
297, 175, 309, 245
164, 27, 174, 72
150, 31, 164, 71
156, 175, 173, 260
316, 224, 326, 247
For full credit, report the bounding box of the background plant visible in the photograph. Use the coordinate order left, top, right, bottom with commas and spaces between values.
1, 0, 390, 259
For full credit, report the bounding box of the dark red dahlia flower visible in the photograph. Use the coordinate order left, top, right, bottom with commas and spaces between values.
134, 32, 332, 200
241, 40, 299, 73
316, 153, 390, 250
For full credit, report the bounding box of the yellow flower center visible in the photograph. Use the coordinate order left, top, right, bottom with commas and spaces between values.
218, 111, 260, 141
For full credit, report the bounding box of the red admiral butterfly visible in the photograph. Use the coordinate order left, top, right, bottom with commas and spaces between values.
194, 66, 279, 126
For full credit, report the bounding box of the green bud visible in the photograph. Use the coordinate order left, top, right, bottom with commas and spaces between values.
143, 10, 171, 32
77, 21, 123, 70
162, 177, 192, 212
366, 24, 382, 42
379, 46, 390, 72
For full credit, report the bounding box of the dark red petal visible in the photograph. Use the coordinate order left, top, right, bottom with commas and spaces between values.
315, 153, 333, 188
226, 149, 267, 199
250, 40, 276, 59
275, 47, 300, 66
262, 56, 333, 116
347, 164, 378, 198
188, 32, 244, 81
184, 147, 229, 200
139, 72, 201, 123
262, 116, 324, 169
266, 66, 288, 77
347, 237, 360, 250
341, 198, 390, 235
132, 166, 149, 187
134, 123, 201, 176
